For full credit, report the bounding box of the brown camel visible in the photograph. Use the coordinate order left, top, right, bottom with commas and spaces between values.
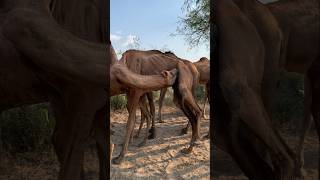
158, 57, 210, 124
178, 57, 210, 135
134, 54, 210, 138
0, 1, 177, 179
266, 0, 320, 176
213, 0, 319, 179
111, 49, 202, 164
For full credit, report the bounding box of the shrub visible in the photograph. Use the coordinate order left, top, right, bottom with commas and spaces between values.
0, 103, 55, 153
110, 95, 127, 110
195, 85, 207, 102
274, 72, 304, 126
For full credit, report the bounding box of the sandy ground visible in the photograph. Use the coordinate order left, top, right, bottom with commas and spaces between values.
111, 106, 210, 179
0, 105, 318, 180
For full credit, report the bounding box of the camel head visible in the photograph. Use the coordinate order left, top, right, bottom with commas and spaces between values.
161, 68, 178, 86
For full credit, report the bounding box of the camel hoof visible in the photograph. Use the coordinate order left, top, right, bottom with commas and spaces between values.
148, 128, 156, 139
138, 141, 146, 147
134, 134, 140, 139
202, 134, 210, 140
148, 132, 156, 139
203, 115, 209, 120
180, 128, 188, 135
294, 168, 306, 179
181, 147, 193, 154
112, 156, 124, 165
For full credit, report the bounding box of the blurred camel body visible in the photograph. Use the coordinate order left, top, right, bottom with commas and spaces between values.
214, 0, 319, 179
0, 0, 177, 179
266, 0, 319, 176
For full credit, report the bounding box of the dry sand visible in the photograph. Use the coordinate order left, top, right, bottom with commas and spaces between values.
111, 106, 210, 180
0, 105, 318, 180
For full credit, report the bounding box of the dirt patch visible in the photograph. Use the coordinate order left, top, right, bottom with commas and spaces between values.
111, 106, 210, 179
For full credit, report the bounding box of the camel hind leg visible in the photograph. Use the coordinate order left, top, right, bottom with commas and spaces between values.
219, 72, 295, 179
308, 65, 320, 178
135, 95, 149, 139
173, 88, 202, 154
158, 88, 167, 123
146, 92, 156, 139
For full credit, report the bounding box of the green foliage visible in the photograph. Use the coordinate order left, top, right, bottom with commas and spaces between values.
274, 73, 304, 124
110, 95, 127, 110
177, 0, 210, 47
195, 85, 207, 102
0, 104, 54, 153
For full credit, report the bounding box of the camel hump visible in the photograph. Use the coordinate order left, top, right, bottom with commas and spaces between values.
199, 57, 209, 62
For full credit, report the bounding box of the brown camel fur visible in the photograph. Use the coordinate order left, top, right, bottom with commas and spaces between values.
111, 49, 202, 164
0, 1, 177, 179
213, 0, 319, 179
179, 57, 210, 135
135, 54, 210, 138
266, 0, 320, 176
158, 57, 210, 124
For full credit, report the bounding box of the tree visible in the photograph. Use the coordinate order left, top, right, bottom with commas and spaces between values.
177, 0, 210, 47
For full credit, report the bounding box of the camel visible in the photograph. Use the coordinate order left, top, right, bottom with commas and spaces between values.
0, 1, 177, 179
133, 54, 210, 139
111, 49, 203, 164
213, 0, 319, 179
157, 57, 210, 124
266, 0, 320, 176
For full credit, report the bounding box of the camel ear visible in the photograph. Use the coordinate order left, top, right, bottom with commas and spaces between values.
161, 71, 170, 78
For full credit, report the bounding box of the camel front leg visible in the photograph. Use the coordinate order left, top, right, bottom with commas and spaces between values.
93, 106, 110, 180
51, 90, 101, 180
112, 90, 142, 164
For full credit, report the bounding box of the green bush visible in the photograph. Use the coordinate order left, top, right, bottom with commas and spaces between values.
110, 95, 127, 110
195, 85, 207, 102
0, 103, 55, 153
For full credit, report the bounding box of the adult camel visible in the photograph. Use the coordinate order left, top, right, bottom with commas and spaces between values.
213, 0, 319, 179
266, 0, 320, 176
111, 49, 203, 164
134, 54, 210, 139
157, 56, 210, 124
0, 1, 177, 179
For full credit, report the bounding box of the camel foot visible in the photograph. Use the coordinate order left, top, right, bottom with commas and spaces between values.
138, 141, 146, 147
295, 169, 306, 179
148, 127, 156, 139
203, 115, 209, 120
134, 133, 140, 139
181, 146, 193, 154
202, 133, 210, 140
112, 155, 124, 165
294, 165, 306, 179
180, 127, 188, 135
